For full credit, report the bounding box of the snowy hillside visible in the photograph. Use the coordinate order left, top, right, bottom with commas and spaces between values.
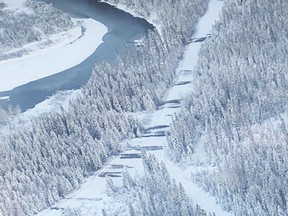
1, 0, 287, 215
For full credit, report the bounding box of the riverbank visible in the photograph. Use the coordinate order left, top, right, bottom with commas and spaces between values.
100, 0, 161, 31
0, 18, 107, 92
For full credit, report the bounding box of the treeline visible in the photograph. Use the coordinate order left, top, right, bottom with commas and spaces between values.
104, 153, 208, 216
168, 0, 288, 215
0, 0, 210, 214
103, 0, 208, 45
0, 0, 74, 57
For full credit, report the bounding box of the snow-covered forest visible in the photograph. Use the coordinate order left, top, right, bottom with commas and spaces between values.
1, 0, 287, 215
168, 0, 288, 215
0, 0, 74, 58
103, 153, 208, 216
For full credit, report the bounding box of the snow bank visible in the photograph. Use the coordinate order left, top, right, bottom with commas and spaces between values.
0, 18, 107, 92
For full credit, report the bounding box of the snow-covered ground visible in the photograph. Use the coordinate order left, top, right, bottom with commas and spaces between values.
0, 1, 107, 92
36, 0, 229, 215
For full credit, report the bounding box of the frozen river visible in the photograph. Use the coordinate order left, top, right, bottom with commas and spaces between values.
0, 0, 153, 111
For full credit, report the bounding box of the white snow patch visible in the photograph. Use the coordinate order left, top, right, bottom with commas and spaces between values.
0, 96, 9, 100
195, 0, 223, 37
180, 42, 202, 71
0, 18, 107, 92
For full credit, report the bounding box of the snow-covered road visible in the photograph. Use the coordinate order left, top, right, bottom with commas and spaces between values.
36, 0, 229, 215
